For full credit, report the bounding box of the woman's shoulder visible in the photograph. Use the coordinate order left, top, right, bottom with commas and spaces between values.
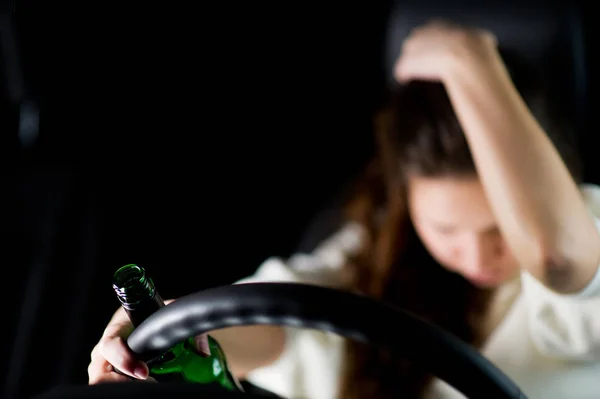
236, 222, 367, 289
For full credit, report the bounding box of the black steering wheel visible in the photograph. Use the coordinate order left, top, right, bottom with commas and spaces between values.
36, 283, 526, 399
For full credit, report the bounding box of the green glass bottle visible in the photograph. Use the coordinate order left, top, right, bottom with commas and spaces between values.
112, 264, 243, 391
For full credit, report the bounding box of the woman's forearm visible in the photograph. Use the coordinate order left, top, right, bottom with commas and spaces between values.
443, 54, 600, 294
163, 299, 286, 379
211, 326, 286, 379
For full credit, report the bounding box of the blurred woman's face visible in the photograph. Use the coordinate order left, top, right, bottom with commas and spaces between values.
407, 176, 520, 288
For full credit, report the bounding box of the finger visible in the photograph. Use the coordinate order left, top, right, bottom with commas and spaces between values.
393, 56, 413, 83
96, 336, 149, 380
88, 360, 131, 385
427, 18, 458, 29
408, 19, 456, 40
401, 28, 440, 53
112, 367, 158, 383
478, 29, 498, 46
401, 35, 416, 52
394, 53, 441, 83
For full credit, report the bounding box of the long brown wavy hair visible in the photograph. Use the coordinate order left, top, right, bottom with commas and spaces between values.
336, 71, 582, 397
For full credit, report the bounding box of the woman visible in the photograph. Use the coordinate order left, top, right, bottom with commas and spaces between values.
88, 22, 600, 398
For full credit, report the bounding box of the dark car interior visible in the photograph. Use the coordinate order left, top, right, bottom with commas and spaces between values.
3, 0, 597, 398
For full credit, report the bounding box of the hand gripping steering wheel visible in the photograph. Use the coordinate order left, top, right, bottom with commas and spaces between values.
36, 283, 527, 399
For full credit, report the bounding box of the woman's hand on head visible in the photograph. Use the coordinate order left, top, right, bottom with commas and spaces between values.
393, 20, 499, 84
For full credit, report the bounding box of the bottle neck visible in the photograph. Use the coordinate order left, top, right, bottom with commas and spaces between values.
112, 264, 166, 328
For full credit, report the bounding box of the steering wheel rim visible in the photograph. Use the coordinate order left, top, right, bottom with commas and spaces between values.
127, 282, 526, 399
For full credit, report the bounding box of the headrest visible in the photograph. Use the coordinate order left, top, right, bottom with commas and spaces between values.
384, 0, 587, 130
